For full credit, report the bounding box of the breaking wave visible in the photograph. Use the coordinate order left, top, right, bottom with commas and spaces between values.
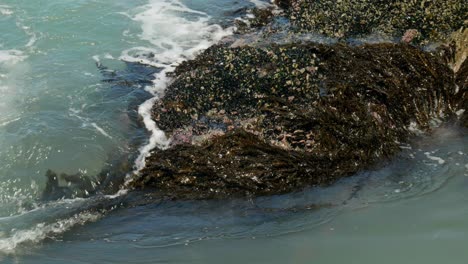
119, 0, 234, 175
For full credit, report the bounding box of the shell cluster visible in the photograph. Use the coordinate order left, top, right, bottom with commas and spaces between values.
131, 1, 467, 199
135, 42, 457, 199
282, 0, 467, 44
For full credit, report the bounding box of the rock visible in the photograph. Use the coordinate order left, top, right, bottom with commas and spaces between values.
401, 29, 419, 44
450, 27, 468, 73
457, 59, 468, 127
42, 170, 75, 201
277, 0, 466, 43
43, 2, 468, 201
273, 0, 294, 10
131, 42, 458, 199
447, 27, 468, 127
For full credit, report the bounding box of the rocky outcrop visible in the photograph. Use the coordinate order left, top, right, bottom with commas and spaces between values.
456, 56, 468, 127
127, 0, 468, 200
131, 42, 458, 199
43, 1, 467, 201
277, 0, 466, 43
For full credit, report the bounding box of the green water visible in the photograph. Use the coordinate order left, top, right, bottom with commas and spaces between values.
0, 0, 147, 212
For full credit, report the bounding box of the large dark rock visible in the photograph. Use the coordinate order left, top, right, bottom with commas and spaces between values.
277, 0, 466, 43
457, 59, 468, 127
450, 28, 468, 127
131, 42, 458, 199
42, 2, 467, 202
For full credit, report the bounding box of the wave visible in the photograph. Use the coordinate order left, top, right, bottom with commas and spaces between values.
0, 5, 13, 16
0, 211, 102, 255
119, 0, 234, 177
0, 50, 26, 66
0, 0, 236, 254
248, 0, 273, 8
0, 192, 129, 255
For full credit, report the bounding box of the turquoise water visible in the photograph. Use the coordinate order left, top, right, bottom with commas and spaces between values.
0, 0, 468, 263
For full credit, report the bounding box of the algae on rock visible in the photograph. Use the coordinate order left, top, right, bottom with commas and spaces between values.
278, 0, 467, 43
132, 42, 457, 199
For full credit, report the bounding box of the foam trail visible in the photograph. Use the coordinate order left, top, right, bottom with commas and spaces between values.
0, 191, 129, 255
424, 152, 446, 165
0, 50, 26, 65
0, 117, 20, 127
121, 0, 234, 175
0, 212, 102, 255
249, 0, 273, 8
0, 5, 13, 16
91, 123, 113, 139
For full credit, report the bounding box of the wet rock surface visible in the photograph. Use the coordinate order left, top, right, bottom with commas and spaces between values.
131, 41, 458, 199
451, 28, 468, 127
43, 1, 468, 201
457, 59, 468, 127
279, 0, 466, 43
126, 1, 468, 200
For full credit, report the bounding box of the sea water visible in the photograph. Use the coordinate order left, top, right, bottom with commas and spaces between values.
0, 0, 467, 263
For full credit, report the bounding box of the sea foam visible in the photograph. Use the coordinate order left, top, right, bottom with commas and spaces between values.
0, 50, 26, 66
120, 0, 234, 176
0, 212, 102, 255
0, 5, 13, 16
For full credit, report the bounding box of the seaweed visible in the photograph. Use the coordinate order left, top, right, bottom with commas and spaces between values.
132, 42, 458, 199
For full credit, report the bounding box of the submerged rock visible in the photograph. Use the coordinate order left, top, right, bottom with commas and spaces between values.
131, 42, 458, 199
41, 61, 157, 201
41, 170, 93, 200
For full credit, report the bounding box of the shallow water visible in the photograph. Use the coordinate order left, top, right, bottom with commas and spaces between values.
0, 0, 468, 263
3, 126, 468, 263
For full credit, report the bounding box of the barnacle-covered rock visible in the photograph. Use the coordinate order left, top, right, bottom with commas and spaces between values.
449, 27, 468, 127
276, 0, 467, 43
458, 59, 468, 127
132, 42, 457, 199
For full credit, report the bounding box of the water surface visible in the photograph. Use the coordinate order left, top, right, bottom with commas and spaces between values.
1, 0, 468, 263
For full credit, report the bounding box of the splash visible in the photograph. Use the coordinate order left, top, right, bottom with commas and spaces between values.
0, 5, 13, 16
0, 0, 236, 254
0, 50, 26, 66
248, 0, 274, 8
0, 212, 102, 255
120, 0, 234, 175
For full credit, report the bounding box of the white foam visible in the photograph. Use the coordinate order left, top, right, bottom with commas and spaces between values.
92, 55, 100, 63
424, 152, 446, 165
0, 212, 102, 255
0, 50, 26, 65
249, 0, 273, 8
103, 53, 115, 60
69, 108, 115, 140
0, 117, 20, 127
0, 5, 13, 16
91, 123, 113, 139
120, 0, 234, 176
407, 121, 424, 135
0, 50, 29, 119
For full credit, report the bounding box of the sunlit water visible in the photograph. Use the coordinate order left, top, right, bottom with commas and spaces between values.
0, 0, 467, 263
